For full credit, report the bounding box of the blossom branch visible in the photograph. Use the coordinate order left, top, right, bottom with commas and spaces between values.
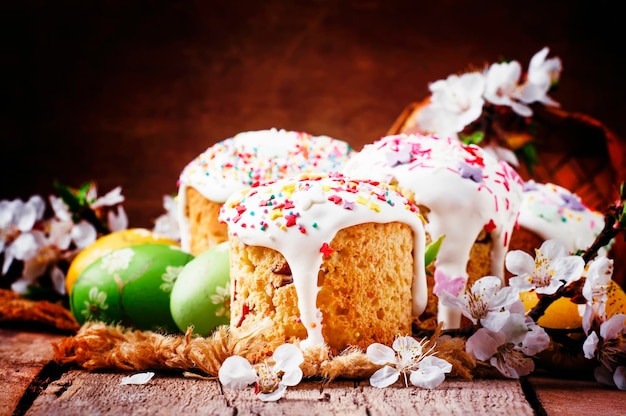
582, 182, 625, 264
527, 279, 585, 323
527, 182, 625, 323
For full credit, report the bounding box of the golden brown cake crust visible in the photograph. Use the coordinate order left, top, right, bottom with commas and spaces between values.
229, 222, 415, 355
185, 187, 228, 255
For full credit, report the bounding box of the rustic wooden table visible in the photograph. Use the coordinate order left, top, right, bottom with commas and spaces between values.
1, 326, 623, 416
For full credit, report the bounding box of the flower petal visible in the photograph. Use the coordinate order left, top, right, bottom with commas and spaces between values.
72, 221, 98, 249
613, 367, 626, 390
410, 356, 451, 389
15, 201, 37, 232
481, 310, 511, 333
272, 343, 304, 370
466, 328, 504, 361
218, 356, 257, 389
10, 278, 31, 294
366, 343, 396, 365
92, 186, 125, 209
539, 239, 568, 259
108, 206, 129, 232
258, 384, 287, 402
520, 321, 550, 356
392, 335, 421, 352
582, 331, 599, 359
433, 269, 466, 296
280, 367, 303, 387
369, 366, 400, 388
552, 256, 585, 284
505, 250, 534, 276
10, 233, 39, 261
120, 372, 155, 385
1, 249, 15, 275
492, 354, 534, 378
510, 101, 533, 117
600, 314, 626, 340
27, 195, 46, 221
50, 266, 67, 295
49, 195, 72, 222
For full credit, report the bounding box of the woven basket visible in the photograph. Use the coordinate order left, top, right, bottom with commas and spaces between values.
388, 99, 626, 288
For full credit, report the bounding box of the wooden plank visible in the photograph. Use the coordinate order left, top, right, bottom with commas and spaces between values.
357, 379, 535, 416
27, 371, 228, 416
24, 369, 536, 416
528, 375, 626, 416
0, 328, 63, 416
222, 380, 367, 416
0, 328, 62, 365
0, 366, 46, 416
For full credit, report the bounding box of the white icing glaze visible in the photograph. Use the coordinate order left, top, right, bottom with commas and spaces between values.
342, 133, 524, 329
176, 128, 353, 252
517, 180, 607, 255
219, 173, 428, 350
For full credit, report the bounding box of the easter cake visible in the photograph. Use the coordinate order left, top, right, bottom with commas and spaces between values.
509, 180, 609, 260
218, 173, 428, 354
177, 128, 354, 255
341, 133, 525, 330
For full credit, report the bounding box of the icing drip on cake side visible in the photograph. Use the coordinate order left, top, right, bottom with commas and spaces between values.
219, 173, 427, 349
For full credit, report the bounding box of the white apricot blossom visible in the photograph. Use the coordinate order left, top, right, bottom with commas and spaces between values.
437, 275, 520, 332
515, 46, 562, 107
366, 335, 452, 389
416, 71, 486, 140
0, 196, 46, 275
582, 313, 626, 390
506, 239, 585, 295
466, 312, 550, 378
218, 343, 304, 402
581, 256, 615, 334
483, 60, 532, 117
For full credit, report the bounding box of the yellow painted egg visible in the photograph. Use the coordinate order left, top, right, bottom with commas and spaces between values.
520, 279, 626, 329
66, 228, 179, 294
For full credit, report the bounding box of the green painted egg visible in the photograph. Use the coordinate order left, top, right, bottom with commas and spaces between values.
170, 242, 231, 336
70, 243, 195, 333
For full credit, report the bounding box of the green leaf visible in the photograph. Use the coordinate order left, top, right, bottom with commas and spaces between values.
77, 182, 94, 204
517, 142, 539, 175
425, 235, 445, 268
53, 180, 83, 213
459, 131, 484, 146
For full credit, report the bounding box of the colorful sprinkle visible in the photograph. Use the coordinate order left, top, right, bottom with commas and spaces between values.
320, 242, 334, 258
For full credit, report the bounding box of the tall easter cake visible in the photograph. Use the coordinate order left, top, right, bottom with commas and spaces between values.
341, 133, 525, 329
218, 173, 428, 354
177, 129, 354, 255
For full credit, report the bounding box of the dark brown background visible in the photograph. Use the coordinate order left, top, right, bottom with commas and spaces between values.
1, 0, 624, 228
